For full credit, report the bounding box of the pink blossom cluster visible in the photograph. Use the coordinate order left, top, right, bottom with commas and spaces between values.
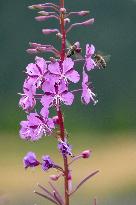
19, 46, 98, 141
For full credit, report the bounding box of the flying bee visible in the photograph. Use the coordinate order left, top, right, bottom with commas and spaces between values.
93, 52, 110, 69
66, 41, 82, 58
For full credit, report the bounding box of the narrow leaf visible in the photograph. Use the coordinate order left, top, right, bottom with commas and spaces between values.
34, 191, 59, 205
49, 182, 64, 205
70, 170, 99, 195
53, 191, 62, 205
37, 183, 55, 199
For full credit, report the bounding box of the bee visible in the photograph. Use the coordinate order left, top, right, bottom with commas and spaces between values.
66, 41, 82, 58
93, 52, 110, 69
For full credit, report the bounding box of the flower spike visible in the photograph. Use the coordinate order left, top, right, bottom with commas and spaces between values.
19, 0, 107, 204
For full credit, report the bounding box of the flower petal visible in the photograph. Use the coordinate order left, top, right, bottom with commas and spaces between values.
35, 56, 47, 74
41, 95, 53, 108
81, 86, 91, 104
26, 63, 38, 76
62, 58, 74, 74
58, 80, 68, 94
47, 118, 55, 129
42, 81, 55, 94
62, 92, 74, 105
86, 58, 96, 71
48, 62, 61, 75
82, 70, 88, 85
86, 44, 95, 56
66, 69, 80, 83
40, 106, 49, 118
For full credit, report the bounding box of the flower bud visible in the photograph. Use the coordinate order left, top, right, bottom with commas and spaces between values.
38, 11, 50, 16
37, 47, 47, 52
35, 16, 48, 22
28, 4, 44, 10
78, 11, 90, 16
29, 42, 41, 48
82, 18, 94, 26
60, 7, 66, 13
56, 33, 62, 39
50, 174, 59, 181
26, 49, 39, 54
52, 116, 59, 125
81, 150, 91, 158
42, 29, 59, 35
64, 18, 70, 24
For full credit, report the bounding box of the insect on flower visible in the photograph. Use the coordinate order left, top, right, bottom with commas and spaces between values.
66, 40, 82, 58
93, 51, 111, 69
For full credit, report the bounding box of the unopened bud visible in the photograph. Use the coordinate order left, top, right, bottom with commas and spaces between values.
42, 29, 59, 35
82, 18, 94, 26
52, 116, 59, 125
50, 175, 59, 181
29, 42, 42, 48
78, 11, 90, 16
38, 11, 50, 16
37, 46, 47, 52
56, 32, 62, 39
28, 4, 44, 10
26, 49, 39, 54
60, 7, 66, 13
81, 150, 91, 158
64, 18, 70, 24
28, 6, 35, 10
35, 16, 48, 22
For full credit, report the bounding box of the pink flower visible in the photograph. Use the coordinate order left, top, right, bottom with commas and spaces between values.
81, 71, 98, 105
42, 155, 55, 171
58, 139, 73, 157
23, 152, 40, 169
41, 80, 74, 110
26, 56, 48, 88
85, 44, 96, 71
19, 112, 55, 141
48, 58, 80, 84
19, 79, 36, 112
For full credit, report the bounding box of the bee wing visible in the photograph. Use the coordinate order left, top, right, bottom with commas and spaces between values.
103, 54, 111, 62
66, 39, 84, 60
75, 52, 84, 60
96, 51, 111, 62
66, 39, 72, 49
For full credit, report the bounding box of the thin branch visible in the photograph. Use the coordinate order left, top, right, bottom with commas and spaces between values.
68, 155, 82, 165
34, 191, 59, 205
70, 170, 99, 196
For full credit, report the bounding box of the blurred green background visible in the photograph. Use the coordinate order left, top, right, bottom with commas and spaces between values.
0, 0, 136, 205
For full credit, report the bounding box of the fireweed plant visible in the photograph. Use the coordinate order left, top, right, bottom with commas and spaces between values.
18, 1, 106, 205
